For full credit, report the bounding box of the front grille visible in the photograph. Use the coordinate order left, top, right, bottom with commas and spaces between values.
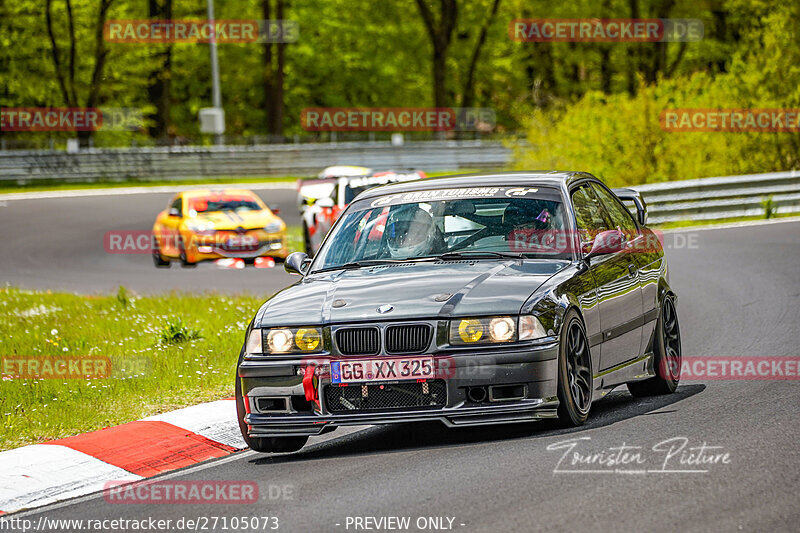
385, 324, 432, 354
336, 327, 380, 355
325, 380, 447, 413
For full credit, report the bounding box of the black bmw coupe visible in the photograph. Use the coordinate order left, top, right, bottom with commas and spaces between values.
235, 172, 681, 452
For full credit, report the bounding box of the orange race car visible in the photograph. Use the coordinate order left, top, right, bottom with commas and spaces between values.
151, 189, 288, 268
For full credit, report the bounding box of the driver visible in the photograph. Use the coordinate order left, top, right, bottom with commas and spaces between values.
385, 206, 438, 258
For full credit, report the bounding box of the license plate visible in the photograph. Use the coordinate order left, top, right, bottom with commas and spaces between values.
331, 357, 434, 384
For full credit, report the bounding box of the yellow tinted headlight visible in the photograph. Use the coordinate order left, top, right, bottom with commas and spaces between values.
450, 317, 518, 345
458, 319, 484, 343
263, 326, 324, 354
295, 328, 321, 351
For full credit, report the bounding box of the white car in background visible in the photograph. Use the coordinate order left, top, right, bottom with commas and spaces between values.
296, 165, 372, 212
301, 169, 427, 255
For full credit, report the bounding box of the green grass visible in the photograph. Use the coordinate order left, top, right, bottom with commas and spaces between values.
0, 287, 267, 451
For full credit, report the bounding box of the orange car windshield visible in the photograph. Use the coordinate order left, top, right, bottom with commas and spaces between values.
188, 195, 261, 213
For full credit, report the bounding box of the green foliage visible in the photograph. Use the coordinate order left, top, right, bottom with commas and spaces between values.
158, 317, 203, 345
761, 196, 774, 219
514, 2, 800, 186
116, 285, 130, 308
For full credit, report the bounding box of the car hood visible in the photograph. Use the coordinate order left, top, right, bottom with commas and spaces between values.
256, 260, 568, 326
185, 210, 281, 231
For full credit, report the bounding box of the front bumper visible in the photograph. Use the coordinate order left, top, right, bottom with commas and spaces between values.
187, 231, 288, 261
238, 343, 560, 437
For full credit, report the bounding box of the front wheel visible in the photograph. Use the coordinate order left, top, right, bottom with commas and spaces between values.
556, 310, 593, 427
178, 237, 197, 268
628, 294, 681, 397
235, 364, 308, 453
152, 236, 170, 268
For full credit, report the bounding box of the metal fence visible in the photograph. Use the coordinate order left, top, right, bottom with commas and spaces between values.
0, 140, 511, 182
633, 171, 800, 224
1, 141, 798, 224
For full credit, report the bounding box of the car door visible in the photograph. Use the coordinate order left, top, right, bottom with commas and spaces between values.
571, 183, 644, 372
590, 182, 653, 358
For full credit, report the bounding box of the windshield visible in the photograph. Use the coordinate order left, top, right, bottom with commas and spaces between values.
312, 186, 570, 271
188, 195, 262, 214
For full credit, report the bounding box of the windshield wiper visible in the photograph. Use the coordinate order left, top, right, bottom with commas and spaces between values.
311, 259, 411, 273
435, 251, 526, 260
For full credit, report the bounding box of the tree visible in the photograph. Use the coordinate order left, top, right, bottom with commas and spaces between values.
147, 0, 173, 141
415, 0, 458, 108
262, 0, 287, 139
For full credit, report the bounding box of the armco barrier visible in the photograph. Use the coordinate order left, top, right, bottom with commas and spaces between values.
0, 143, 797, 224
0, 141, 511, 182
632, 171, 800, 223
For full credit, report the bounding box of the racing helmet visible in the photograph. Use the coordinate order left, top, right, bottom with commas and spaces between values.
385, 206, 436, 258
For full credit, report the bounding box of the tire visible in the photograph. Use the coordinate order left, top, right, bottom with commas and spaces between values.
555, 310, 593, 427
152, 237, 170, 268
628, 294, 681, 397
234, 353, 309, 453
178, 237, 197, 268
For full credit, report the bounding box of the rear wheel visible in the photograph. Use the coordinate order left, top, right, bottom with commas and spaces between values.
234, 355, 308, 453
556, 310, 593, 426
628, 294, 681, 397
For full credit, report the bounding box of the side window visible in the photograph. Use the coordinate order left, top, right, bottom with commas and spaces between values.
571, 185, 611, 242
591, 183, 637, 232
170, 197, 182, 216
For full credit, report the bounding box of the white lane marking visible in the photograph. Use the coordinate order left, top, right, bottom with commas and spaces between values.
0, 182, 295, 202
660, 216, 800, 233
142, 400, 246, 450
0, 444, 142, 513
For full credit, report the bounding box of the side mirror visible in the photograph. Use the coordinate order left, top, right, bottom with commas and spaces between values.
584, 229, 625, 260
632, 196, 647, 226
315, 197, 334, 208
268, 204, 281, 215
285, 252, 310, 275
168, 208, 181, 217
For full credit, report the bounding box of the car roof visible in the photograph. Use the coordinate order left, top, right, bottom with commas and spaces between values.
355, 170, 593, 199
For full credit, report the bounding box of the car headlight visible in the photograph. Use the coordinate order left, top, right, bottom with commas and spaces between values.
450, 316, 517, 345
186, 221, 215, 233
264, 222, 282, 233
519, 315, 548, 341
247, 327, 324, 355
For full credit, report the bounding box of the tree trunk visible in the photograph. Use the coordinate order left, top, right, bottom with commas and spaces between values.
461, 0, 501, 110
415, 0, 458, 109
147, 0, 173, 141
263, 0, 286, 139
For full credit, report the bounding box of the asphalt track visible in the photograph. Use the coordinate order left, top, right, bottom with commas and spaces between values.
3, 189, 800, 532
